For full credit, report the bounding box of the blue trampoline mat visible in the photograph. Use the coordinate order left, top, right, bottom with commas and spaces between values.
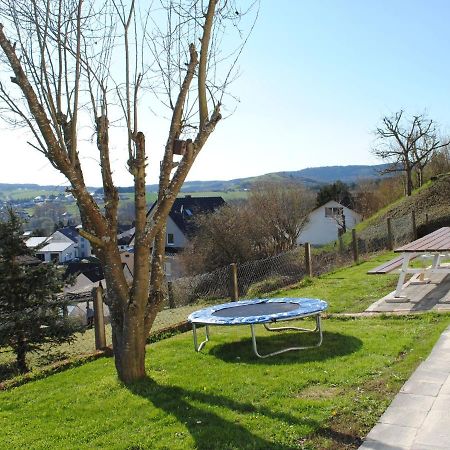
188, 298, 328, 325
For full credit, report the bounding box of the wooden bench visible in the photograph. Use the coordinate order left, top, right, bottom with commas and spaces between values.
367, 255, 417, 275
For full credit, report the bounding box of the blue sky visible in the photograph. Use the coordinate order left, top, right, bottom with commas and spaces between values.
2, 0, 450, 186
191, 0, 450, 182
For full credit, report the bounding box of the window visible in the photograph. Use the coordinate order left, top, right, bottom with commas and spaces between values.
325, 207, 343, 218
50, 253, 59, 262
167, 233, 174, 245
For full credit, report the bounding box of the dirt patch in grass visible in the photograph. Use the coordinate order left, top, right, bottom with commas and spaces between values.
300, 385, 342, 400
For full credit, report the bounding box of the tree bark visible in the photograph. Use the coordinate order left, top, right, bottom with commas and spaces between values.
111, 309, 147, 383
406, 162, 413, 196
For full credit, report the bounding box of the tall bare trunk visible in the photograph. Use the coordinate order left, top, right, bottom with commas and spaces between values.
405, 162, 413, 196
111, 308, 147, 383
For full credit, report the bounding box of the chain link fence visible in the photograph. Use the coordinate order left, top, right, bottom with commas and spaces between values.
167, 245, 357, 308
166, 208, 449, 308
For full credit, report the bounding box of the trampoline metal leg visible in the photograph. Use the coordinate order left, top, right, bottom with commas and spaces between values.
251, 315, 323, 359
263, 317, 320, 333
193, 324, 210, 352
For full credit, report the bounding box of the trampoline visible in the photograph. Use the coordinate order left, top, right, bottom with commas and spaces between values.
187, 298, 328, 358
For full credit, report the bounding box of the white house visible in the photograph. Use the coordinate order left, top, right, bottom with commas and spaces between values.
52, 226, 92, 259
36, 241, 77, 263
297, 200, 361, 246
25, 225, 91, 263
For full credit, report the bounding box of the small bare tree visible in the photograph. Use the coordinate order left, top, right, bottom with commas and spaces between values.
249, 181, 314, 253
0, 0, 257, 383
373, 111, 449, 196
426, 142, 450, 178
181, 182, 314, 275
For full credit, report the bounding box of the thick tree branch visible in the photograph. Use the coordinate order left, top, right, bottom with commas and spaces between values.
198, 0, 216, 128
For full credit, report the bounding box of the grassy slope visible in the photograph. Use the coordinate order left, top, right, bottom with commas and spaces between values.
0, 305, 203, 381
1, 253, 450, 449
0, 315, 448, 449
358, 173, 450, 232
265, 252, 399, 313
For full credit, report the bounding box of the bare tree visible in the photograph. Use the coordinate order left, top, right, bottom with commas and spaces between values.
373, 111, 449, 196
180, 202, 256, 275
181, 182, 314, 275
425, 140, 450, 179
249, 181, 314, 254
0, 0, 257, 383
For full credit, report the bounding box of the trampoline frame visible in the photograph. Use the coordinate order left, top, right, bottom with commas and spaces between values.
188, 298, 327, 359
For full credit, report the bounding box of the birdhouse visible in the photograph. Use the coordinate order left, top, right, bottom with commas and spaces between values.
173, 139, 187, 156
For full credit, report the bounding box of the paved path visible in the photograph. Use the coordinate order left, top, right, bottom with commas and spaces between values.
359, 325, 450, 449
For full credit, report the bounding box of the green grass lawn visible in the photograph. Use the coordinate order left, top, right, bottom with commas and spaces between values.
1, 314, 449, 449
0, 305, 203, 382
0, 252, 418, 381
2, 251, 450, 449
264, 252, 400, 313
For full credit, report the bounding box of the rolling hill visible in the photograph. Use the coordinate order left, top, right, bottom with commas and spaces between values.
0, 163, 389, 198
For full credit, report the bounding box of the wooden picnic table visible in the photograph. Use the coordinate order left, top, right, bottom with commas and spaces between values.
393, 227, 450, 297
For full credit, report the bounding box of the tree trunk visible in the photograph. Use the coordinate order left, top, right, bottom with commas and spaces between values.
405, 162, 413, 196
101, 243, 150, 384
111, 309, 147, 384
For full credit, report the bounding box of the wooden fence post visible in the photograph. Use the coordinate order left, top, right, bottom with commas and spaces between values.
167, 281, 175, 309
229, 263, 239, 301
304, 242, 313, 277
92, 286, 106, 350
338, 234, 344, 254
387, 217, 393, 250
425, 213, 429, 226
352, 229, 359, 263
412, 209, 417, 240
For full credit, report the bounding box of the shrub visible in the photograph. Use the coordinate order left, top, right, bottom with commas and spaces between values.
247, 275, 293, 297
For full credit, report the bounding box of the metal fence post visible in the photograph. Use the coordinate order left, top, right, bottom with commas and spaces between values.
352, 229, 359, 263
304, 242, 313, 277
167, 281, 175, 309
387, 217, 393, 250
229, 263, 239, 301
92, 286, 106, 350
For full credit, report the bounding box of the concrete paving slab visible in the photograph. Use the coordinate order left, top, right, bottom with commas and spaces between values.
419, 359, 450, 373
408, 368, 449, 385
414, 429, 450, 448
400, 380, 441, 397
417, 409, 450, 436
359, 441, 407, 450
413, 444, 450, 450
389, 393, 434, 411
365, 423, 417, 447
427, 393, 450, 411
379, 406, 428, 428
438, 376, 450, 394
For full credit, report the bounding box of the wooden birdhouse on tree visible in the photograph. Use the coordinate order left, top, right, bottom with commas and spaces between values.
173, 139, 187, 156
